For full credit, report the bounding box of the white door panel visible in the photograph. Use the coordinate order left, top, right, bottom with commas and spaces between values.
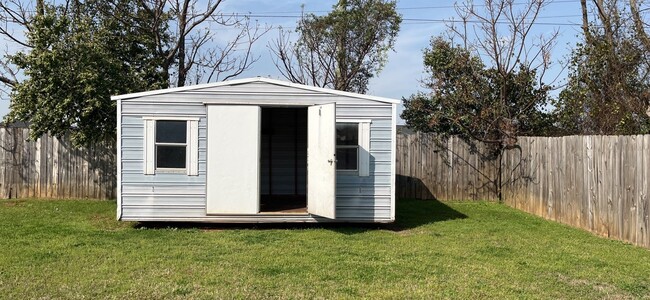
206, 105, 260, 214
307, 103, 336, 219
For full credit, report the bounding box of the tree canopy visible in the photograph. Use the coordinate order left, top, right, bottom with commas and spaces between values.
402, 0, 557, 149
5, 0, 166, 146
270, 0, 401, 94
554, 0, 650, 135
1, 0, 268, 147
402, 38, 553, 147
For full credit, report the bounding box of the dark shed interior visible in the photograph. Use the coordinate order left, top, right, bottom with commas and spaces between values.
259, 107, 308, 213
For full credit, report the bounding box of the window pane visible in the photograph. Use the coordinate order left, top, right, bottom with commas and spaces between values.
156, 120, 187, 143
336, 147, 358, 170
336, 123, 358, 146
156, 145, 186, 168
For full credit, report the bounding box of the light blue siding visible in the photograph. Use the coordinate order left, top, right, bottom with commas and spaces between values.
119, 81, 394, 222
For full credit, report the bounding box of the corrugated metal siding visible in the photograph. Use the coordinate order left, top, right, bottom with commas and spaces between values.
121, 112, 207, 218
119, 82, 394, 222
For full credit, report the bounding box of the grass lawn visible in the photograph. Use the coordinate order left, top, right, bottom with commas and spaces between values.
1, 199, 649, 299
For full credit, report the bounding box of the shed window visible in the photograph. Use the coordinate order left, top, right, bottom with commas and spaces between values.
155, 120, 187, 169
143, 117, 199, 176
336, 123, 359, 170
335, 120, 371, 176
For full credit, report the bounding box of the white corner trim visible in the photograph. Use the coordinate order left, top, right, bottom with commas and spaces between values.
390, 103, 397, 221
116, 99, 123, 220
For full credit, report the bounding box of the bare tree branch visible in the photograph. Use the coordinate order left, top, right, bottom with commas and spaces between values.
128, 0, 270, 87
269, 0, 401, 94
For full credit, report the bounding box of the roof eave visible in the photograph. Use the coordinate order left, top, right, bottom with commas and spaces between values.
111, 77, 400, 104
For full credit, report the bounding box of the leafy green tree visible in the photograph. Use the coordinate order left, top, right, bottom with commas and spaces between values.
5, 0, 167, 146
402, 0, 557, 147
401, 0, 557, 202
270, 0, 401, 94
402, 39, 553, 203
402, 38, 553, 148
554, 0, 650, 135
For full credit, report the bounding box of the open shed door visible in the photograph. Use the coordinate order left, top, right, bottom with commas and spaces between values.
206, 105, 260, 214
307, 103, 336, 219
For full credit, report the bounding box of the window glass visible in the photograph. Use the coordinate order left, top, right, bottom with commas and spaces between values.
155, 120, 187, 169
156, 145, 186, 168
336, 147, 358, 170
156, 120, 187, 143
336, 123, 358, 145
336, 123, 359, 170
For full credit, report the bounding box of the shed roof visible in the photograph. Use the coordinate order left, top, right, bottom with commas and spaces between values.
111, 77, 400, 104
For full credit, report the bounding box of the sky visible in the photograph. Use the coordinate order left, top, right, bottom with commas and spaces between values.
0, 0, 586, 122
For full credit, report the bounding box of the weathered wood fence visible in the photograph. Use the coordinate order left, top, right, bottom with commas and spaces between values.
0, 126, 116, 199
396, 133, 650, 248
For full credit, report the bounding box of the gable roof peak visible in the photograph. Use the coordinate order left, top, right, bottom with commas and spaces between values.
111, 77, 399, 104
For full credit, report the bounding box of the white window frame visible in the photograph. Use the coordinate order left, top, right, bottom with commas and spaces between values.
335, 119, 371, 176
143, 116, 199, 176
155, 120, 187, 172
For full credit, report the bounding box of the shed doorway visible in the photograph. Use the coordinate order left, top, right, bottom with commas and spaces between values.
260, 107, 308, 213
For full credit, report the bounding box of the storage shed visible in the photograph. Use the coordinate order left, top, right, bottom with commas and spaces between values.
113, 77, 398, 223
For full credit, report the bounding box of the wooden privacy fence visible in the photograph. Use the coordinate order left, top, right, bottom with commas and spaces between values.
0, 126, 116, 199
396, 133, 500, 201
397, 133, 650, 249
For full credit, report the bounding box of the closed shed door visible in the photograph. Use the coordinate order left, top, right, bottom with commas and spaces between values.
206, 105, 261, 214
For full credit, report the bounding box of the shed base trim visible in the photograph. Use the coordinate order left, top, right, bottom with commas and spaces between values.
120, 216, 394, 223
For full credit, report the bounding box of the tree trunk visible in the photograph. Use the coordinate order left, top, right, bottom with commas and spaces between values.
36, 0, 44, 16
594, 0, 614, 46
334, 0, 348, 91
630, 0, 650, 52
580, 0, 589, 39
177, 37, 186, 87
177, 11, 187, 87
176, 0, 190, 87
497, 147, 503, 203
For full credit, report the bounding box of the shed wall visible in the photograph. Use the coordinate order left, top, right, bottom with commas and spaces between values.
119, 84, 394, 222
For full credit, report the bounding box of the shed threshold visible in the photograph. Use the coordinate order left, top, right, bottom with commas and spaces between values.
259, 195, 307, 214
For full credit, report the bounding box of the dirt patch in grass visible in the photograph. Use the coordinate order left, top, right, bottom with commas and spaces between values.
556, 273, 632, 299
1, 200, 27, 207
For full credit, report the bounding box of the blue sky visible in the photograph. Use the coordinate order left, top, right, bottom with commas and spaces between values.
0, 0, 584, 120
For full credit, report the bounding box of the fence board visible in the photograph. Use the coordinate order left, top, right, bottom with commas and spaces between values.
639, 135, 650, 248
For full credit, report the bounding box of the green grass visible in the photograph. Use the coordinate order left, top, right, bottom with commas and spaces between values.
1, 199, 649, 299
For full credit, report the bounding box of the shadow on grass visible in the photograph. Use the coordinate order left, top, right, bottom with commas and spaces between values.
134, 199, 466, 234
390, 198, 467, 230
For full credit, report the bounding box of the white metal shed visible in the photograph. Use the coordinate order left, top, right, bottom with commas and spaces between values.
112, 77, 398, 223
